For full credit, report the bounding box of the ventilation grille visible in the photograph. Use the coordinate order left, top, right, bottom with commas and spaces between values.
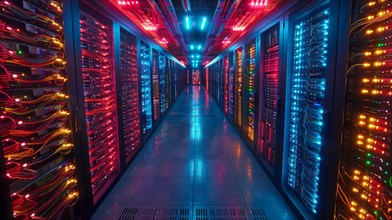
119, 207, 191, 220
119, 207, 267, 220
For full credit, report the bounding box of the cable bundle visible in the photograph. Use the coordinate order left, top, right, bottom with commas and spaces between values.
336, 1, 392, 219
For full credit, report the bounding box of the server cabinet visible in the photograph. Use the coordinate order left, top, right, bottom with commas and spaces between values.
218, 59, 224, 108
281, 1, 347, 218
151, 48, 160, 122
0, 0, 78, 218
140, 41, 153, 137
234, 47, 243, 129
165, 57, 171, 109
223, 56, 229, 115
78, 5, 122, 206
228, 52, 235, 122
335, 1, 392, 219
159, 54, 167, 114
243, 40, 257, 143
118, 29, 141, 164
258, 23, 282, 176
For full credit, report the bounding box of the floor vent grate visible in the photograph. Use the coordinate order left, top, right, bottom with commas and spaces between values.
119, 207, 267, 220
119, 207, 191, 220
194, 208, 265, 220
119, 208, 138, 220
248, 209, 267, 220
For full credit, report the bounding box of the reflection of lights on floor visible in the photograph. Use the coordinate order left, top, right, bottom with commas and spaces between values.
191, 86, 202, 140
195, 158, 204, 177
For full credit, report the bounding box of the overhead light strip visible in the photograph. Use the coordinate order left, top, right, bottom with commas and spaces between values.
201, 17, 207, 30
186, 16, 190, 30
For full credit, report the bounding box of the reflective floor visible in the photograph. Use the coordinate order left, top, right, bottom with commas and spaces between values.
93, 86, 296, 219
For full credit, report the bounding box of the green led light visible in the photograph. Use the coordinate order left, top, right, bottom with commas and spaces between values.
366, 160, 371, 165
17, 50, 22, 54
386, 162, 389, 166
367, 153, 372, 157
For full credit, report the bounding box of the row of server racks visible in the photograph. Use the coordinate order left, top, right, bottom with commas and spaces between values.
0, 0, 187, 219
204, 0, 391, 219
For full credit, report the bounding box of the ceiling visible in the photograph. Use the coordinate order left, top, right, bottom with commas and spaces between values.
110, 0, 283, 67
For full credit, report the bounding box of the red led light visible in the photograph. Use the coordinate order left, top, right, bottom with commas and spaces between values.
250, 0, 268, 7
222, 38, 231, 45
143, 24, 157, 31
233, 26, 246, 31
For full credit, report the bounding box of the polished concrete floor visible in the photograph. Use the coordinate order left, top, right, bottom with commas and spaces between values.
93, 86, 296, 219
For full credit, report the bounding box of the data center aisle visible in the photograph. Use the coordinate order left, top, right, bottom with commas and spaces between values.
93, 86, 296, 220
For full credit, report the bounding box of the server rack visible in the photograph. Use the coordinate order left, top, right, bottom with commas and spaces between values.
0, 0, 78, 218
159, 54, 167, 114
165, 57, 171, 109
281, 1, 348, 219
78, 5, 121, 206
205, 66, 209, 91
152, 48, 160, 122
228, 52, 235, 122
174, 62, 187, 98
223, 56, 229, 115
243, 40, 257, 143
140, 41, 153, 138
335, 1, 392, 219
218, 59, 223, 108
234, 47, 243, 129
258, 23, 281, 176
118, 29, 141, 164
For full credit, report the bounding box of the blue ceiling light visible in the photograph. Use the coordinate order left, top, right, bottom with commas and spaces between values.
201, 17, 207, 30
186, 16, 190, 30
190, 45, 194, 50
196, 55, 200, 58
197, 45, 202, 50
